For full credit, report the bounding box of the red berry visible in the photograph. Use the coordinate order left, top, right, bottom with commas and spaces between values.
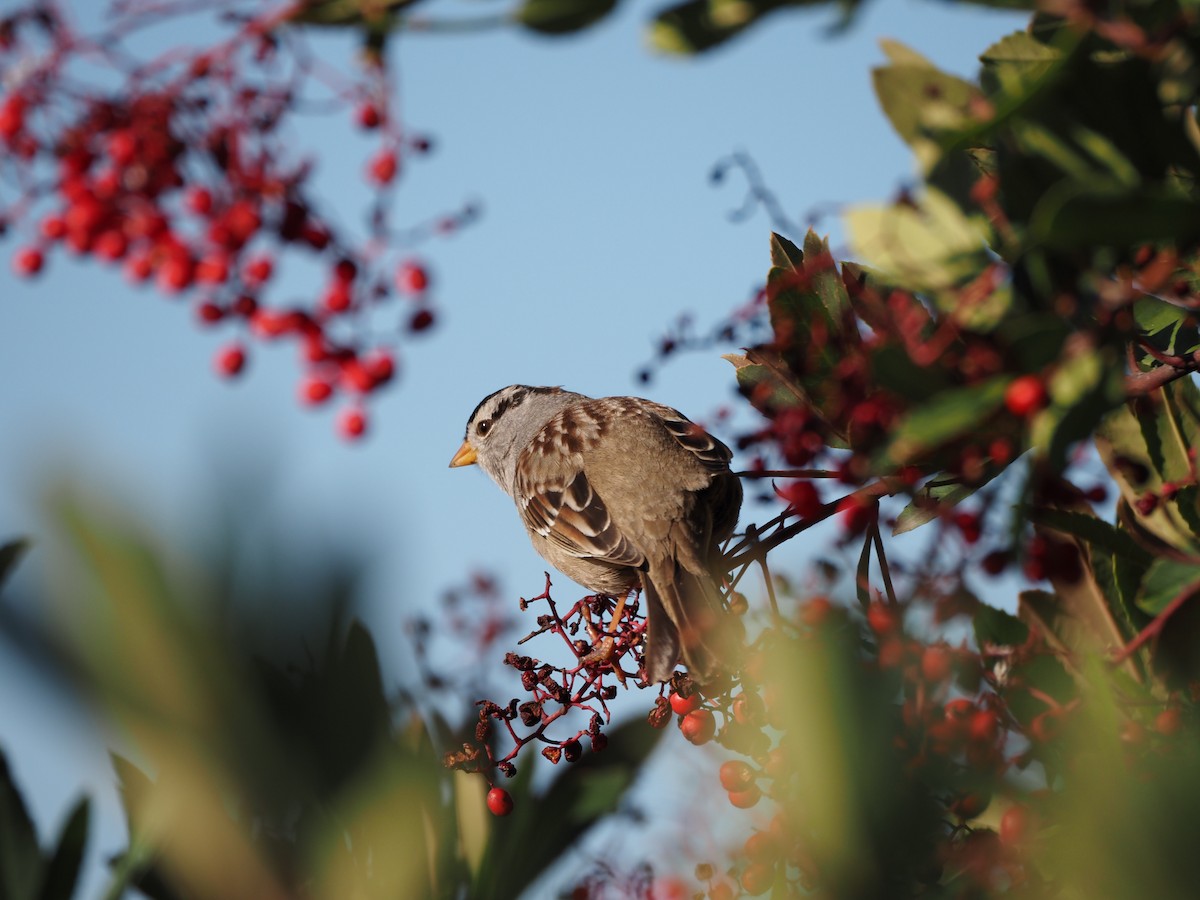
731, 691, 764, 725
1005, 375, 1047, 418
486, 786, 513, 817
215, 344, 246, 378
356, 102, 382, 129
950, 790, 990, 820
338, 406, 368, 440
124, 252, 154, 283
409, 308, 435, 332
800, 596, 833, 627
944, 698, 976, 722
740, 861, 775, 896
1155, 707, 1182, 736
866, 602, 899, 636
837, 494, 874, 534
157, 254, 195, 293
968, 708, 1000, 744
669, 691, 701, 716
300, 377, 334, 406
396, 259, 430, 295
341, 357, 376, 394
366, 351, 395, 387
106, 130, 137, 165
334, 258, 358, 283
196, 301, 224, 324
232, 295, 258, 318
196, 253, 230, 285
981, 550, 1008, 576
93, 230, 128, 261
368, 149, 398, 185
40, 214, 67, 241
954, 511, 982, 544
680, 709, 716, 745
780, 481, 821, 519
323, 281, 352, 313
12, 246, 44, 277
185, 186, 214, 215
242, 255, 274, 286
719, 760, 755, 792
920, 645, 953, 683
728, 786, 761, 809
221, 199, 261, 247
743, 830, 780, 862
999, 805, 1032, 846
251, 309, 290, 339
0, 94, 26, 139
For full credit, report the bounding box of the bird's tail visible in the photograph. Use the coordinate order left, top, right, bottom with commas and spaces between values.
642, 556, 741, 685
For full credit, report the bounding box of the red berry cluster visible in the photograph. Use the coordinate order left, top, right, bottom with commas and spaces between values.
0, 3, 469, 440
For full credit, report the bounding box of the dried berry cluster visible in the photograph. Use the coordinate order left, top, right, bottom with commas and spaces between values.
0, 2, 472, 438
442, 574, 650, 814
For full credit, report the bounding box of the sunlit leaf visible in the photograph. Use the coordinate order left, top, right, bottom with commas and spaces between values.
1137, 559, 1200, 617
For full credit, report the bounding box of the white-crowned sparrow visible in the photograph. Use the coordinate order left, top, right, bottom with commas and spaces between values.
449, 385, 742, 684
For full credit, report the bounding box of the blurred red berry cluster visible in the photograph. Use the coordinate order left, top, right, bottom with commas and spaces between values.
0, 2, 471, 439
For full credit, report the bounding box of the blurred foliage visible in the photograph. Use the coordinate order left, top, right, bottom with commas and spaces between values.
8, 1, 1200, 899
0, 489, 660, 900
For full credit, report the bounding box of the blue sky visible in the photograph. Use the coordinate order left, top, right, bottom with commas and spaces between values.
0, 0, 1029, 892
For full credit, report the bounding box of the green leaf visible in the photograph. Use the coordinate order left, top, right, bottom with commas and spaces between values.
769, 232, 804, 270
1097, 384, 1200, 553
1031, 185, 1200, 250
1006, 647, 1077, 726
802, 229, 852, 325
884, 377, 1009, 465
287, 0, 412, 26
845, 189, 992, 295
111, 754, 154, 836
515, 0, 617, 35
0, 539, 28, 592
980, 30, 1061, 68
0, 748, 43, 900
974, 604, 1029, 647
1136, 559, 1200, 617
37, 798, 89, 900
1028, 508, 1152, 569
649, 0, 778, 55
871, 45, 981, 150
893, 468, 1002, 536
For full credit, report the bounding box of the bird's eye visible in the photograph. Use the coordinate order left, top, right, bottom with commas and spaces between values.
477, 419, 491, 436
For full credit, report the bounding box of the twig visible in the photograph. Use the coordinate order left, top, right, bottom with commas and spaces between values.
1109, 575, 1200, 666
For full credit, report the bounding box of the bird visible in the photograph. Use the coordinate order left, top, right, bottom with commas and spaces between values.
449, 385, 742, 684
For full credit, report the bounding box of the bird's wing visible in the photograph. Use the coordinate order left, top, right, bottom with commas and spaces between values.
636, 400, 735, 473
514, 405, 645, 568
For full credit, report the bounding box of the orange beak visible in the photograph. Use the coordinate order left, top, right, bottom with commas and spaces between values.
449, 441, 478, 468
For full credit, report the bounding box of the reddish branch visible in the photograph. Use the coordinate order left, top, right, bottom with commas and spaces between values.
1109, 575, 1200, 666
